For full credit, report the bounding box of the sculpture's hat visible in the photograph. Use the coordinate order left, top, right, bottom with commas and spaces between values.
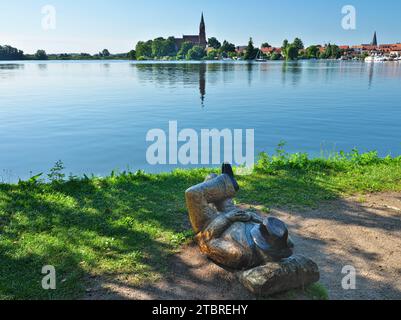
251, 217, 293, 260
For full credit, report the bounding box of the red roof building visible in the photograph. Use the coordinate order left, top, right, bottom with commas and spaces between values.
380, 44, 401, 52
260, 47, 282, 54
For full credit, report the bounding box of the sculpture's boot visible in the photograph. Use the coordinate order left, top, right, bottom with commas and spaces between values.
187, 174, 237, 204
204, 173, 236, 212
186, 174, 237, 233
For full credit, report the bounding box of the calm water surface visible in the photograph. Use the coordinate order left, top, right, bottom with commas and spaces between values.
0, 60, 400, 181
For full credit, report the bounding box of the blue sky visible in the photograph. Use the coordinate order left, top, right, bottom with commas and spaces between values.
0, 0, 400, 54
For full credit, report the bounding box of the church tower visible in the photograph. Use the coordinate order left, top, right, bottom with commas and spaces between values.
372, 31, 378, 47
199, 13, 207, 48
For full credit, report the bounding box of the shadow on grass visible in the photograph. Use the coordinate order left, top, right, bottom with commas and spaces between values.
1, 164, 400, 299
84, 244, 329, 301
0, 173, 203, 299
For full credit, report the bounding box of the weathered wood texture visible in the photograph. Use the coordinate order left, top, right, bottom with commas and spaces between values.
238, 255, 320, 296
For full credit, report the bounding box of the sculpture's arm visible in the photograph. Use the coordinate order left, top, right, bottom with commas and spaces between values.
202, 210, 251, 241
201, 214, 232, 241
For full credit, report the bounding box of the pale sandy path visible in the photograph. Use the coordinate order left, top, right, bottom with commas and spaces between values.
85, 192, 401, 300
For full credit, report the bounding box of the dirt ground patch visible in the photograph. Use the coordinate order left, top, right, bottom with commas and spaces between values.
85, 192, 401, 300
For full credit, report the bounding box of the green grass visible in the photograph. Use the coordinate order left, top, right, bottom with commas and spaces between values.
0, 149, 400, 299
281, 283, 329, 300
305, 283, 330, 300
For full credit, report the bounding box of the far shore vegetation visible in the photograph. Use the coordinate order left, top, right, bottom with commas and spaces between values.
1, 147, 400, 299
0, 36, 368, 62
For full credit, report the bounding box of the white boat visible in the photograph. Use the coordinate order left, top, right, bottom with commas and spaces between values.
374, 56, 386, 62
365, 56, 374, 62
365, 55, 388, 63
255, 49, 267, 62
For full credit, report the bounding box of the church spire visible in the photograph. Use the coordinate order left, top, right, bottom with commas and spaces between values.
199, 13, 207, 48
372, 31, 378, 47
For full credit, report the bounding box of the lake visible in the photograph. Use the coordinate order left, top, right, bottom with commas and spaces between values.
0, 60, 400, 182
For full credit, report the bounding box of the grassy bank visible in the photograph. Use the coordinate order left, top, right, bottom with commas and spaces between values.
0, 149, 400, 299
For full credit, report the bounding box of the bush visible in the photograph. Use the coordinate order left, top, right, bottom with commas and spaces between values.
270, 52, 282, 60
286, 46, 298, 60
186, 46, 206, 60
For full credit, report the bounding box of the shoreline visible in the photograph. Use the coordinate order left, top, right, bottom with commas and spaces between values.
0, 58, 368, 63
2, 149, 401, 183
1, 150, 401, 299
1, 150, 401, 185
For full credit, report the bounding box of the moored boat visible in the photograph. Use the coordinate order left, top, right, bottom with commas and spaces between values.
255, 49, 267, 62
365, 56, 374, 62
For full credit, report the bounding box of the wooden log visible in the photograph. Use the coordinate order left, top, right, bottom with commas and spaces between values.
238, 255, 320, 296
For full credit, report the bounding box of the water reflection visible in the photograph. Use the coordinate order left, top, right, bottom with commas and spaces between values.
37, 64, 47, 70
132, 61, 401, 105
199, 63, 206, 106
0, 63, 24, 79
281, 61, 302, 86
135, 63, 207, 107
247, 62, 254, 86
0, 63, 24, 70
368, 63, 374, 89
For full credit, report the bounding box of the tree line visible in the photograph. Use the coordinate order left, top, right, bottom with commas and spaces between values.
0, 45, 133, 61
280, 38, 345, 60
0, 45, 24, 60
1, 37, 354, 61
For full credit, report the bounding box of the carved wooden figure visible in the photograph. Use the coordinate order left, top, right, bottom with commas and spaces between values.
185, 164, 320, 296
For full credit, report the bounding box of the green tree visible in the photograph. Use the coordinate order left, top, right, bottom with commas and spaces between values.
35, 50, 48, 60
186, 46, 206, 60
206, 49, 219, 60
208, 37, 221, 49
293, 38, 304, 51
150, 37, 177, 58
244, 38, 257, 60
0, 45, 24, 60
177, 42, 194, 59
151, 37, 166, 57
286, 45, 298, 60
321, 44, 333, 59
327, 44, 333, 58
228, 51, 237, 59
306, 45, 319, 59
270, 52, 282, 60
165, 37, 178, 56
135, 41, 153, 59
261, 42, 271, 48
331, 45, 341, 59
101, 49, 110, 57
127, 50, 136, 60
220, 40, 236, 53
281, 40, 289, 59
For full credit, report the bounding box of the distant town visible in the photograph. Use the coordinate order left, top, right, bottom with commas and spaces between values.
1, 13, 400, 62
